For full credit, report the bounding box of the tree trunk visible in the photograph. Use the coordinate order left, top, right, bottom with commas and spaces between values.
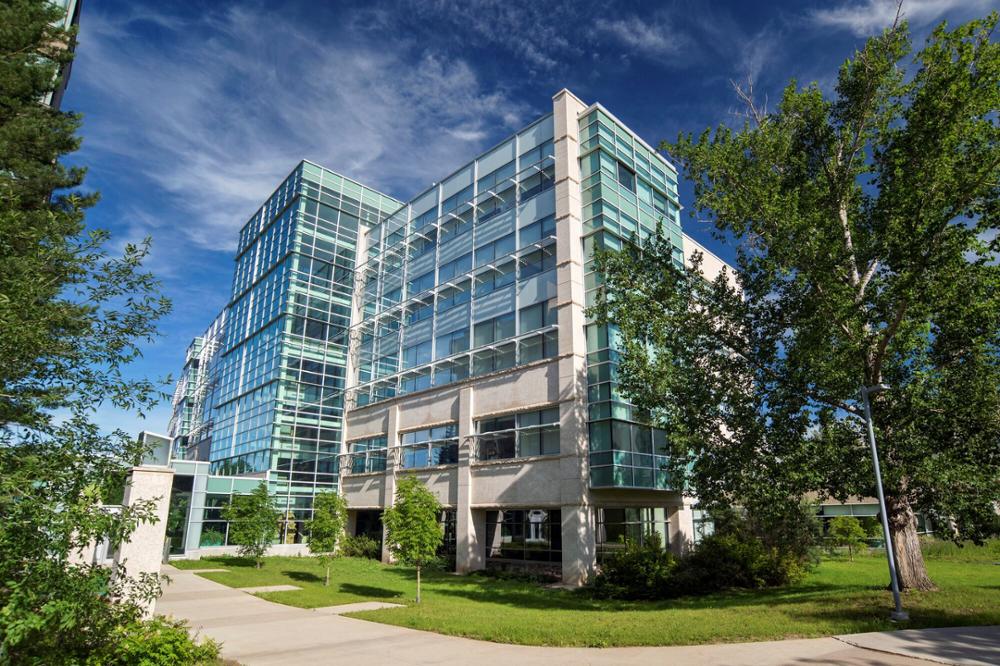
416, 565, 421, 604
886, 495, 936, 591
325, 563, 330, 587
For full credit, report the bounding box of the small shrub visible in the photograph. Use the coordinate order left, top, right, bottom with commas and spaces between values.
341, 534, 381, 559
828, 516, 868, 560
591, 532, 676, 600
90, 616, 221, 666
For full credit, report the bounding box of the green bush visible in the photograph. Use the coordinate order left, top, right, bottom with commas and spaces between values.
591, 532, 677, 600
341, 534, 381, 559
590, 505, 817, 600
672, 533, 809, 596
90, 616, 221, 666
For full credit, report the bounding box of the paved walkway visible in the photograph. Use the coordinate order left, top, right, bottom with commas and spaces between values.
158, 566, 997, 665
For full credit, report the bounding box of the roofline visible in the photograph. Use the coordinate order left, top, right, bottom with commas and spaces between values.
580, 101, 679, 175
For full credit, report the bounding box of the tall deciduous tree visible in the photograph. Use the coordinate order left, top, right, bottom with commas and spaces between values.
596, 14, 1000, 591
222, 483, 280, 568
308, 491, 348, 586
0, 1, 175, 661
383, 477, 443, 603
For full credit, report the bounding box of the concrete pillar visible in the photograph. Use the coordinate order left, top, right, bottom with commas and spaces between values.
552, 88, 596, 586
669, 499, 696, 556
114, 465, 174, 617
456, 386, 484, 573
561, 504, 595, 586
381, 404, 400, 564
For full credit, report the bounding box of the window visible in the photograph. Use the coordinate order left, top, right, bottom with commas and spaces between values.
519, 215, 555, 248
519, 299, 556, 334
403, 340, 432, 369
435, 328, 469, 359
596, 507, 669, 559
442, 185, 473, 215
476, 406, 560, 461
520, 329, 558, 363
407, 270, 434, 296
617, 161, 636, 193
406, 299, 433, 324
519, 139, 553, 167
520, 163, 554, 201
400, 424, 459, 469
439, 252, 472, 282
474, 260, 515, 297
473, 312, 515, 347
477, 161, 515, 193
476, 162, 516, 223
410, 227, 437, 257
440, 209, 472, 243
348, 436, 387, 474
413, 207, 437, 229
400, 368, 431, 393
475, 233, 516, 267
472, 342, 516, 376
436, 280, 470, 312
516, 407, 560, 456
520, 246, 555, 279
434, 357, 469, 385
486, 508, 561, 562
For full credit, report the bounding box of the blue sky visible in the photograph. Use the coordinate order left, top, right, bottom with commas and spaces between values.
62, 0, 998, 435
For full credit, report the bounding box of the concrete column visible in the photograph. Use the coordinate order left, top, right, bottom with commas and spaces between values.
114, 465, 174, 617
561, 504, 595, 586
456, 386, 484, 573
669, 499, 696, 556
381, 404, 400, 564
552, 89, 596, 586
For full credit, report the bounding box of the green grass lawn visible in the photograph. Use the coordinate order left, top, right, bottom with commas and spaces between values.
171, 553, 1000, 647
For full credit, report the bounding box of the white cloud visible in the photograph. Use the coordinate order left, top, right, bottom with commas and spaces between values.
401, 0, 584, 71
592, 14, 691, 60
808, 0, 993, 37
73, 4, 531, 253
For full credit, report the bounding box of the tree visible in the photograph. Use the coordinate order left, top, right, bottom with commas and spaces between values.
0, 1, 180, 662
382, 477, 443, 603
307, 491, 348, 586
829, 516, 869, 560
596, 13, 1000, 592
222, 483, 280, 568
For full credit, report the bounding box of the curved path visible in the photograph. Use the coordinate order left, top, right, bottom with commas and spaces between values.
158, 566, 995, 665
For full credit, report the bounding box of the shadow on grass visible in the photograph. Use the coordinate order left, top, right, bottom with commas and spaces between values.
196, 555, 257, 568
785, 603, 1000, 633
340, 583, 404, 599
284, 570, 323, 583
374, 565, 858, 614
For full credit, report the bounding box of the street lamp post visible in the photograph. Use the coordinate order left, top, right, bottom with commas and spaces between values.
860, 383, 909, 622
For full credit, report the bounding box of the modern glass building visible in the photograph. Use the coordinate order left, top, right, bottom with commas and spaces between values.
156, 90, 732, 582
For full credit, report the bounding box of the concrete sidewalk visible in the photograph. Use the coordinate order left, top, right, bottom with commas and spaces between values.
158, 566, 994, 666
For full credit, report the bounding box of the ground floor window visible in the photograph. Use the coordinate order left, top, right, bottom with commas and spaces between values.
596, 507, 670, 559
485, 508, 561, 562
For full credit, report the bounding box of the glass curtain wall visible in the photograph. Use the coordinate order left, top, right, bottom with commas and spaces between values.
350, 116, 560, 409
578, 107, 684, 490
208, 162, 401, 533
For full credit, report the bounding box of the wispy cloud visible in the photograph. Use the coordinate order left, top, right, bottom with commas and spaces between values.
74, 4, 530, 253
808, 0, 993, 37
592, 14, 692, 60
399, 0, 584, 71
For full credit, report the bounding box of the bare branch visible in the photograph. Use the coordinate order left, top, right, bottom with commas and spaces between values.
731, 77, 768, 126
